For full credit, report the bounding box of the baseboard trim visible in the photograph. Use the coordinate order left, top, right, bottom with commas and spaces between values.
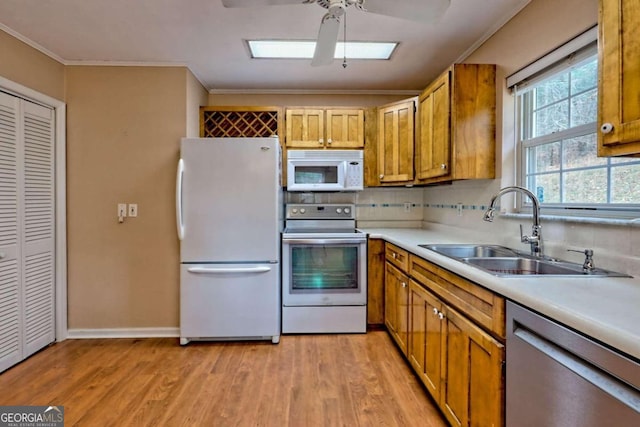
67, 327, 180, 339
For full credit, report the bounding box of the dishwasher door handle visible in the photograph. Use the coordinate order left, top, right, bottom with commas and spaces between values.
187, 266, 272, 274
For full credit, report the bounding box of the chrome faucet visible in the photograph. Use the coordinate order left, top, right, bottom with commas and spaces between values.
483, 186, 543, 257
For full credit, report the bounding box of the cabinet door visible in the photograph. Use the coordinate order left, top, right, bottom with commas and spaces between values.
326, 109, 364, 148
285, 109, 325, 148
598, 0, 640, 156
377, 100, 415, 184
441, 306, 505, 427
416, 72, 450, 180
408, 280, 443, 401
384, 262, 409, 355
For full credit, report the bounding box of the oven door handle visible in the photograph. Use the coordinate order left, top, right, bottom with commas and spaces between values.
282, 238, 366, 245
187, 266, 272, 274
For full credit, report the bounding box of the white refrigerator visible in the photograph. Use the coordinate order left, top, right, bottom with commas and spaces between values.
176, 137, 282, 345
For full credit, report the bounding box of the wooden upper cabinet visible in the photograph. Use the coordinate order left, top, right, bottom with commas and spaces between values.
416, 73, 450, 180
416, 64, 496, 184
285, 108, 364, 148
377, 99, 416, 184
326, 109, 364, 148
598, 0, 640, 156
285, 109, 325, 148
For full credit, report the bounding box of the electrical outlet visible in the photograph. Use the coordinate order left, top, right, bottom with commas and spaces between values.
456, 203, 463, 217
404, 202, 412, 213
128, 203, 138, 217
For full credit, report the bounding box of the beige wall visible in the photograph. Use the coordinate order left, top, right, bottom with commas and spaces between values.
0, 30, 65, 100
65, 66, 197, 329
423, 0, 597, 207
208, 93, 411, 108
420, 0, 640, 277
187, 71, 209, 137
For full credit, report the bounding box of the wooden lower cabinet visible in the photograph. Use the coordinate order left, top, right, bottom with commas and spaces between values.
409, 280, 443, 399
441, 306, 504, 427
384, 250, 506, 426
367, 238, 385, 325
385, 262, 410, 355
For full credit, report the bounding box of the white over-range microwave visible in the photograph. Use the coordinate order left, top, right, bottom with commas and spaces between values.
286, 149, 364, 192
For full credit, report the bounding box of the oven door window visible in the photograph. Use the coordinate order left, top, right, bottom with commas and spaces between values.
289, 244, 359, 293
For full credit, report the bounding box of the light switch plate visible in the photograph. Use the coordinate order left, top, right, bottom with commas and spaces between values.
118, 203, 127, 217
128, 203, 138, 217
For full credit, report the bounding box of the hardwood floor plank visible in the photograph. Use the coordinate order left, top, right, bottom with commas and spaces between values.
0, 331, 447, 426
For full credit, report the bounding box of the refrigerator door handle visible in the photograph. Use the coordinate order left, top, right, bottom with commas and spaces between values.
176, 158, 185, 240
187, 266, 272, 274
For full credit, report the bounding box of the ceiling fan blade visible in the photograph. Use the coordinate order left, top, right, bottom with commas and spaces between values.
221, 0, 305, 8
361, 0, 450, 23
312, 13, 340, 66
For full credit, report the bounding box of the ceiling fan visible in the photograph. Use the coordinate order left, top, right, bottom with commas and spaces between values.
221, 0, 451, 66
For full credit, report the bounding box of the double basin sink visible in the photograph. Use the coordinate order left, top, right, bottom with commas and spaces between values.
419, 244, 631, 277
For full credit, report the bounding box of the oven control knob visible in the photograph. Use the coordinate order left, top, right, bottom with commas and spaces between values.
336, 208, 342, 214
344, 208, 350, 214
292, 208, 298, 214
300, 208, 306, 214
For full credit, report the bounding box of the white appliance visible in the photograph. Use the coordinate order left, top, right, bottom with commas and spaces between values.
282, 204, 367, 333
176, 137, 282, 345
287, 149, 364, 192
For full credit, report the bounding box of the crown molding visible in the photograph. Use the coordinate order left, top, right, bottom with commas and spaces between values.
208, 88, 421, 96
0, 24, 65, 64
455, 0, 533, 63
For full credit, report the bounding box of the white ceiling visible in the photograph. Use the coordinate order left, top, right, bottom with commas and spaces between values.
0, 0, 531, 92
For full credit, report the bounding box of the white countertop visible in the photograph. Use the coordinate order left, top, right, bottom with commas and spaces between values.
363, 227, 640, 360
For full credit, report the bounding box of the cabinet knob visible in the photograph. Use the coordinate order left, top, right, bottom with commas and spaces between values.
438, 312, 445, 320
319, 138, 324, 144
600, 123, 614, 134
432, 307, 438, 315
401, 282, 407, 288
392, 252, 397, 259
440, 164, 447, 170
379, 174, 384, 180
327, 139, 332, 144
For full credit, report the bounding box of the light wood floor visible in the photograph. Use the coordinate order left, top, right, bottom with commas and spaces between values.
0, 330, 447, 426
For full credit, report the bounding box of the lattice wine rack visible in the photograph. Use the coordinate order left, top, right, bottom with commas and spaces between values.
200, 107, 282, 138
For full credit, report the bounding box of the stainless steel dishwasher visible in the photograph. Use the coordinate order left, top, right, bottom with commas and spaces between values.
506, 301, 640, 426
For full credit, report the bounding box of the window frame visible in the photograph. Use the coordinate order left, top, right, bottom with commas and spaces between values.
514, 44, 640, 219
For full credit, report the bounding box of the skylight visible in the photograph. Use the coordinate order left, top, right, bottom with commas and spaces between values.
247, 40, 397, 60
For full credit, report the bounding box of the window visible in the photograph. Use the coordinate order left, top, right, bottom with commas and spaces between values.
516, 44, 640, 217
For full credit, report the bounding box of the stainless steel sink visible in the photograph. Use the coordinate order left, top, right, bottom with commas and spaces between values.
421, 244, 631, 277
419, 244, 520, 259
462, 257, 583, 276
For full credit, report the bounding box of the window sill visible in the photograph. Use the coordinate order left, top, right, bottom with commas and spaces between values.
501, 212, 640, 227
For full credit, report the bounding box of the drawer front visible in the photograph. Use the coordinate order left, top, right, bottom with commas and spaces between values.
409, 255, 505, 340
385, 242, 409, 272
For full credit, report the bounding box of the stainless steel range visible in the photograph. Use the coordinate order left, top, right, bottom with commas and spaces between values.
282, 203, 367, 333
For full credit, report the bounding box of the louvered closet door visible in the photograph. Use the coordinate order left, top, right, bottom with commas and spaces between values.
0, 92, 55, 373
21, 100, 55, 358
0, 92, 21, 373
